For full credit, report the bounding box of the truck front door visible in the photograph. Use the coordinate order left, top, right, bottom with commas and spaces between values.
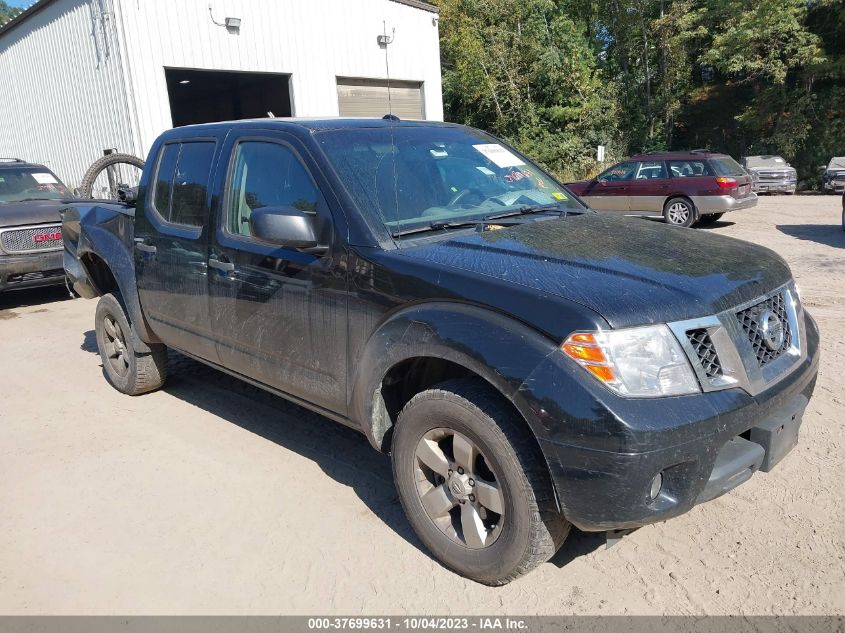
134, 138, 219, 362
207, 133, 348, 416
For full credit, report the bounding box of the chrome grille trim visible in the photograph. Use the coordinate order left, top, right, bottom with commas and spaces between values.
0, 223, 64, 255
668, 283, 805, 397
736, 292, 792, 366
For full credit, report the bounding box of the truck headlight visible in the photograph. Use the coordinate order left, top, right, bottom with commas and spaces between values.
562, 326, 700, 398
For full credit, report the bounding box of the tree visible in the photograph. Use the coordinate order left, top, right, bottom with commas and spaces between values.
0, 1, 21, 24
436, 0, 622, 179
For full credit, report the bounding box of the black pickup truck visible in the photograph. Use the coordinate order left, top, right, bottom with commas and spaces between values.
63, 119, 819, 585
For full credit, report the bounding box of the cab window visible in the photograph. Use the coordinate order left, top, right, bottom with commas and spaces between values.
151, 141, 215, 227
226, 141, 322, 238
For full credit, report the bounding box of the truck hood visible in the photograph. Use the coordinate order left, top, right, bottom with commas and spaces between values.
0, 199, 71, 228
397, 214, 792, 328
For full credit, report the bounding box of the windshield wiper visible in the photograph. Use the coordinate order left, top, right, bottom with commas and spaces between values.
15, 198, 54, 202
510, 203, 585, 218
390, 204, 583, 238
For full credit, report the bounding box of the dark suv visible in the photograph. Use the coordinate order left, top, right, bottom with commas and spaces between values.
567, 151, 757, 227
0, 158, 72, 292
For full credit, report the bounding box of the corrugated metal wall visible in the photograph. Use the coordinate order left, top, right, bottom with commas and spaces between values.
0, 0, 443, 187
0, 0, 137, 188
116, 0, 443, 158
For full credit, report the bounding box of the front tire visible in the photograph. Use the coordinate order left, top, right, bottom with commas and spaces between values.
663, 197, 697, 227
95, 293, 167, 395
391, 379, 569, 585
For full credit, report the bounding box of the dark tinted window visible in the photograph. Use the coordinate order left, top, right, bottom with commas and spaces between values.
599, 162, 637, 182
227, 141, 320, 237
710, 156, 745, 177
668, 159, 713, 177
152, 142, 215, 227
170, 143, 215, 226
153, 144, 180, 218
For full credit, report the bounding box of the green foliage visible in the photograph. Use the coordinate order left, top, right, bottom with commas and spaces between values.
434, 0, 845, 187
0, 1, 21, 24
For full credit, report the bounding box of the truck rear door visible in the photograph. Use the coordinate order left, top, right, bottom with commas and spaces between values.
207, 130, 348, 416
133, 137, 219, 362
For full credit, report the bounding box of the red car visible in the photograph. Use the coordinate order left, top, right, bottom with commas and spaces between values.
567, 151, 757, 227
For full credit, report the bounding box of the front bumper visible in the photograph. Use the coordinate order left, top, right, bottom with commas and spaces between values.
824, 181, 845, 194
692, 193, 758, 215
0, 251, 65, 292
525, 312, 819, 532
754, 180, 797, 193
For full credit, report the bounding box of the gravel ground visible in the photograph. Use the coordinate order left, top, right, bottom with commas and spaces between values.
0, 195, 843, 615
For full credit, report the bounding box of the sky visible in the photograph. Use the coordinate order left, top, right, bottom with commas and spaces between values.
7, 0, 33, 8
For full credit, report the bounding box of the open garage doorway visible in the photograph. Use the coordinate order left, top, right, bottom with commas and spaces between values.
165, 68, 292, 127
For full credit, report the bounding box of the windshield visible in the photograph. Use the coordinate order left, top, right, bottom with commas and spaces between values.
0, 167, 68, 203
745, 156, 787, 168
828, 157, 845, 170
315, 126, 585, 235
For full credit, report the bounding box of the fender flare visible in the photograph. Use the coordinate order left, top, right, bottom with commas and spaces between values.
77, 222, 161, 351
349, 301, 561, 453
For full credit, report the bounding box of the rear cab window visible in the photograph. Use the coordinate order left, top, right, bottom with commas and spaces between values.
151, 141, 216, 228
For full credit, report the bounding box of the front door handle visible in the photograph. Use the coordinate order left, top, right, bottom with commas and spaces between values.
134, 239, 156, 254
208, 257, 235, 272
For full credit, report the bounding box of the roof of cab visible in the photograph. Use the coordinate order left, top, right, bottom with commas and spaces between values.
0, 159, 47, 170
160, 117, 461, 137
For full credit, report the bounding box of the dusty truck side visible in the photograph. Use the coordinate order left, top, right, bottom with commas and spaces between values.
64, 119, 819, 585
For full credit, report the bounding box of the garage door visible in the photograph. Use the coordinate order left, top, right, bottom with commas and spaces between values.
337, 78, 425, 120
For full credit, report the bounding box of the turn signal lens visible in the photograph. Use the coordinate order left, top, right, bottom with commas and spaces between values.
715, 177, 737, 189
561, 326, 700, 398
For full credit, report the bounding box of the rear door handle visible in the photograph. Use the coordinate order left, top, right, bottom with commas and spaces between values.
208, 257, 235, 272
134, 239, 156, 254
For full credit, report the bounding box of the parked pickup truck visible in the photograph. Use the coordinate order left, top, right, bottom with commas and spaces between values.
63, 119, 819, 585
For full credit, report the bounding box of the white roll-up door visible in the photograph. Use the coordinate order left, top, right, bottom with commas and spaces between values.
337, 78, 425, 120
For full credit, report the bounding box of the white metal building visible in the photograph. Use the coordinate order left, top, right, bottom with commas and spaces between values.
0, 0, 443, 187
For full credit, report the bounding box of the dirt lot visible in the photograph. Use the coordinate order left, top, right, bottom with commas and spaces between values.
1, 195, 843, 615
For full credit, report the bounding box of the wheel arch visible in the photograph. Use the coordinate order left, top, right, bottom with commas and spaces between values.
348, 302, 564, 508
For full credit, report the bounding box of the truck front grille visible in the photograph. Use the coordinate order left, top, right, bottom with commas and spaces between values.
736, 292, 792, 367
0, 224, 63, 254
687, 329, 723, 379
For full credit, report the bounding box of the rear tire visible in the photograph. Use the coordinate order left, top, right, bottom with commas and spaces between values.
391, 379, 570, 585
696, 212, 725, 226
95, 293, 167, 395
663, 197, 696, 227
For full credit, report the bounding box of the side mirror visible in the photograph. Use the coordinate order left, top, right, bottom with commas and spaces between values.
249, 206, 319, 249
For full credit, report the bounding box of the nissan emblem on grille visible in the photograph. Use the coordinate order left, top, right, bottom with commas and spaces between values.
758, 309, 785, 352
736, 292, 793, 366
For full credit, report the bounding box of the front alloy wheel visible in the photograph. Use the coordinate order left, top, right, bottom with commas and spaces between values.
391, 379, 570, 585
414, 428, 505, 549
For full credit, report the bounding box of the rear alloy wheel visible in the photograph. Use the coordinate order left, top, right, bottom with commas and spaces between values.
95, 293, 167, 395
663, 198, 696, 227
391, 379, 569, 585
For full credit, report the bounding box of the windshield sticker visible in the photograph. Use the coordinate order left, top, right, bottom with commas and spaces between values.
552, 192, 568, 201
503, 170, 532, 184
473, 144, 525, 168
32, 173, 59, 185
